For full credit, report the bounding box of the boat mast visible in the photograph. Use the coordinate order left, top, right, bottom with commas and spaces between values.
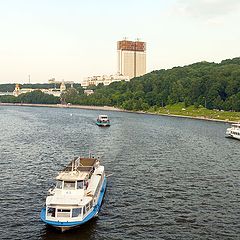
72, 160, 74, 171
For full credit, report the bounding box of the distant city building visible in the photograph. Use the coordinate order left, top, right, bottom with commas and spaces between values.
84, 89, 94, 95
13, 82, 66, 97
117, 39, 146, 79
48, 78, 74, 88
81, 74, 130, 88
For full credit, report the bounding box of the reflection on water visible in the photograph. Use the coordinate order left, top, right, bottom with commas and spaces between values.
1, 106, 240, 240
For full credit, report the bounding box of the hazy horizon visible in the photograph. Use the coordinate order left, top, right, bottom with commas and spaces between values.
0, 0, 239, 84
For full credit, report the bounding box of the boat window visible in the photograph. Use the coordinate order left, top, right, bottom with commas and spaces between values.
56, 180, 63, 189
83, 206, 86, 215
84, 180, 89, 189
77, 181, 84, 189
57, 209, 70, 212
86, 203, 90, 211
47, 207, 56, 217
72, 208, 82, 217
63, 181, 75, 190
57, 209, 71, 218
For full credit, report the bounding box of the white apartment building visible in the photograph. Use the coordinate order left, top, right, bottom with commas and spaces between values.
117, 40, 146, 79
13, 82, 66, 97
81, 74, 130, 88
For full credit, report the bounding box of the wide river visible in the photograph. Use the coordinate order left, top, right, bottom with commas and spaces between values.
1, 106, 240, 240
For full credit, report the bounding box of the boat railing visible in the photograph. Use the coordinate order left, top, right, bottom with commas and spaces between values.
61, 166, 94, 173
60, 156, 98, 173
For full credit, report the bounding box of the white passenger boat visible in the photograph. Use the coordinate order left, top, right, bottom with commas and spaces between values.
40, 156, 107, 232
96, 115, 111, 127
226, 123, 240, 140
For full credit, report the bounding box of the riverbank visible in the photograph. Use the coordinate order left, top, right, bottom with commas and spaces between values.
0, 102, 239, 123
0, 102, 122, 111
148, 103, 240, 123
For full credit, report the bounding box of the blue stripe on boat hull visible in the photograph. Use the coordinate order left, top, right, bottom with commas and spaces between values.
40, 177, 107, 230
96, 121, 110, 127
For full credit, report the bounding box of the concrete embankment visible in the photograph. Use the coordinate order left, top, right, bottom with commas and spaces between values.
0, 102, 237, 123
0, 103, 123, 112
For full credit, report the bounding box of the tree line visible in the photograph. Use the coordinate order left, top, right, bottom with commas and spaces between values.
1, 57, 240, 111
61, 57, 240, 111
0, 83, 82, 104
0, 90, 60, 104
0, 83, 82, 92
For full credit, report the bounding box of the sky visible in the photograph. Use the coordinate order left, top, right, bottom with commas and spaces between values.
0, 0, 239, 84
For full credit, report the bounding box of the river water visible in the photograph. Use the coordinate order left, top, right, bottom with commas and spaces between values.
0, 106, 240, 240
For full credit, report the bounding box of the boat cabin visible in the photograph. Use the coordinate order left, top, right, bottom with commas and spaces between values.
97, 115, 109, 122
226, 123, 240, 140
231, 123, 240, 128
46, 196, 93, 219
54, 157, 98, 190
45, 157, 103, 222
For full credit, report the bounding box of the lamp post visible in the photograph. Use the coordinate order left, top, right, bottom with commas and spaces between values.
203, 97, 207, 108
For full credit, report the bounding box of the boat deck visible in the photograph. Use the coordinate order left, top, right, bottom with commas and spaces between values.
56, 157, 98, 181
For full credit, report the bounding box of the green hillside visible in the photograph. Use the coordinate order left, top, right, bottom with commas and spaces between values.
62, 57, 240, 112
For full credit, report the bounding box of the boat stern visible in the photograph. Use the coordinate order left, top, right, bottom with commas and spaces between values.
40, 208, 82, 231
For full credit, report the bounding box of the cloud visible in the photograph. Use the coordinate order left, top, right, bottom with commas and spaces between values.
172, 0, 240, 18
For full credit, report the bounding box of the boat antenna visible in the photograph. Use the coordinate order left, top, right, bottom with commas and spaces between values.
72, 160, 74, 171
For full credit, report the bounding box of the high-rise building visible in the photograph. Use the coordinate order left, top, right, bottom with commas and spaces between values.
117, 39, 146, 79
81, 74, 130, 88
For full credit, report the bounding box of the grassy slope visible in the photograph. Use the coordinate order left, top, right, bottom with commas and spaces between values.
148, 103, 240, 122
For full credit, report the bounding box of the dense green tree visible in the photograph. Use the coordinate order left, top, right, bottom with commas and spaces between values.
0, 95, 17, 103
1, 57, 240, 111
17, 90, 60, 104
61, 88, 80, 104
0, 84, 16, 92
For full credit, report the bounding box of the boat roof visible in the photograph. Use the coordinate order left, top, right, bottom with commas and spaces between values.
99, 115, 108, 118
56, 157, 98, 181
56, 171, 89, 181
232, 123, 240, 127
47, 195, 92, 206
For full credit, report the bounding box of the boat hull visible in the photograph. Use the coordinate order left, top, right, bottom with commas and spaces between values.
96, 121, 110, 127
225, 134, 240, 140
40, 177, 107, 232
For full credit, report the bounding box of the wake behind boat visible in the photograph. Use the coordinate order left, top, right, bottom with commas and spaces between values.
40, 155, 107, 232
96, 115, 111, 127
226, 123, 240, 140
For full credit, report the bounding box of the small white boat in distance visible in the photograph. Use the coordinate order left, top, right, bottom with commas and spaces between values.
40, 155, 107, 232
96, 115, 110, 127
226, 123, 240, 140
